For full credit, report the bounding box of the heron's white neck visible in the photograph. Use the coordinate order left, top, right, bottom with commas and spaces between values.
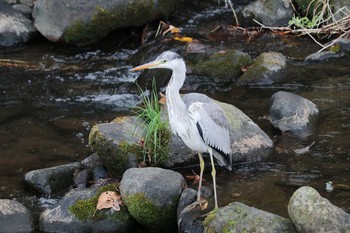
166, 60, 189, 133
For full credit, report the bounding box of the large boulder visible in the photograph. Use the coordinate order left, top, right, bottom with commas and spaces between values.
120, 167, 185, 232
0, 1, 36, 46
242, 0, 293, 26
288, 186, 350, 232
40, 186, 134, 233
269, 91, 319, 137
32, 0, 178, 46
0, 199, 34, 233
24, 162, 81, 195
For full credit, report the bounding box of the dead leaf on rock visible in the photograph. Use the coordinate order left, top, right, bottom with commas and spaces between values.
93, 191, 122, 216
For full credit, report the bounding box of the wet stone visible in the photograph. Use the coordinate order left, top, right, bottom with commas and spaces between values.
24, 162, 81, 195
236, 52, 287, 85
288, 186, 350, 232
269, 91, 319, 137
305, 51, 343, 62
177, 188, 204, 233
0, 199, 34, 233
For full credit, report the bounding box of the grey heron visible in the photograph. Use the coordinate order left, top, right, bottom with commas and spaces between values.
131, 51, 232, 209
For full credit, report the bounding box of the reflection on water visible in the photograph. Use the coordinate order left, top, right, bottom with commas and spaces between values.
0, 38, 349, 223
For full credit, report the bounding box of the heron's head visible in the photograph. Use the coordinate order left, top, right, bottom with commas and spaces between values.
131, 51, 184, 72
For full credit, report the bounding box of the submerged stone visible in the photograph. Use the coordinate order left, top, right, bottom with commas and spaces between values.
269, 91, 319, 137
288, 186, 350, 232
236, 52, 287, 85
204, 202, 297, 232
305, 51, 343, 62
120, 167, 185, 232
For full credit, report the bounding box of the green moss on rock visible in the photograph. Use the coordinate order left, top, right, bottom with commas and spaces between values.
89, 125, 139, 177
123, 192, 177, 231
191, 50, 253, 82
69, 184, 130, 222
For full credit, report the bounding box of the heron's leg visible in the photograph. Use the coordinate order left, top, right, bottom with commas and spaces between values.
208, 148, 218, 209
197, 152, 205, 202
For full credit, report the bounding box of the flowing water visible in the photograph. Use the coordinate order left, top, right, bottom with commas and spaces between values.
1, 11, 350, 230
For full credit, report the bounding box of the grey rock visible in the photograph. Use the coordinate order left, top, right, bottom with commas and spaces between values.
40, 187, 134, 233
288, 186, 350, 232
237, 52, 287, 85
81, 153, 103, 170
305, 51, 343, 62
24, 162, 81, 195
120, 167, 186, 231
32, 0, 178, 45
0, 1, 36, 46
93, 166, 109, 180
12, 4, 32, 19
214, 97, 273, 162
333, 0, 350, 20
204, 202, 296, 232
243, 0, 293, 27
0, 199, 34, 233
336, 38, 350, 53
270, 91, 319, 137
177, 188, 204, 233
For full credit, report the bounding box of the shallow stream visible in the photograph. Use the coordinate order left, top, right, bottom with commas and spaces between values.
0, 7, 350, 230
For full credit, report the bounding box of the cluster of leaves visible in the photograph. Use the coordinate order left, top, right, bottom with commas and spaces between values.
288, 15, 323, 29
134, 80, 170, 165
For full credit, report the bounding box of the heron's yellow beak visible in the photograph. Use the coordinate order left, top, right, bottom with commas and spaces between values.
130, 61, 160, 71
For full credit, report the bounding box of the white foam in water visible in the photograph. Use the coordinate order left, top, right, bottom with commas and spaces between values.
76, 93, 141, 108
38, 197, 58, 208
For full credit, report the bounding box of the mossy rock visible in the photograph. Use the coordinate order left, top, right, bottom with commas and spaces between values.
236, 51, 287, 86
123, 193, 177, 231
89, 116, 173, 177
40, 185, 135, 233
203, 202, 296, 233
120, 167, 186, 232
88, 116, 144, 177
69, 184, 130, 222
191, 50, 253, 83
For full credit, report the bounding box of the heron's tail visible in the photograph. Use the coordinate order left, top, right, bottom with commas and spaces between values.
212, 149, 232, 171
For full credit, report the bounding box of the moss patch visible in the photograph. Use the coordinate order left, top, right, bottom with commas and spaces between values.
124, 192, 177, 231
68, 184, 130, 222
202, 208, 219, 232
191, 50, 253, 82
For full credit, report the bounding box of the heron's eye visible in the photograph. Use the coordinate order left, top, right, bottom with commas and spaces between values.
160, 59, 167, 63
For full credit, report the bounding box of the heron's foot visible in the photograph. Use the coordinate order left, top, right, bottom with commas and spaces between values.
185, 198, 208, 212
